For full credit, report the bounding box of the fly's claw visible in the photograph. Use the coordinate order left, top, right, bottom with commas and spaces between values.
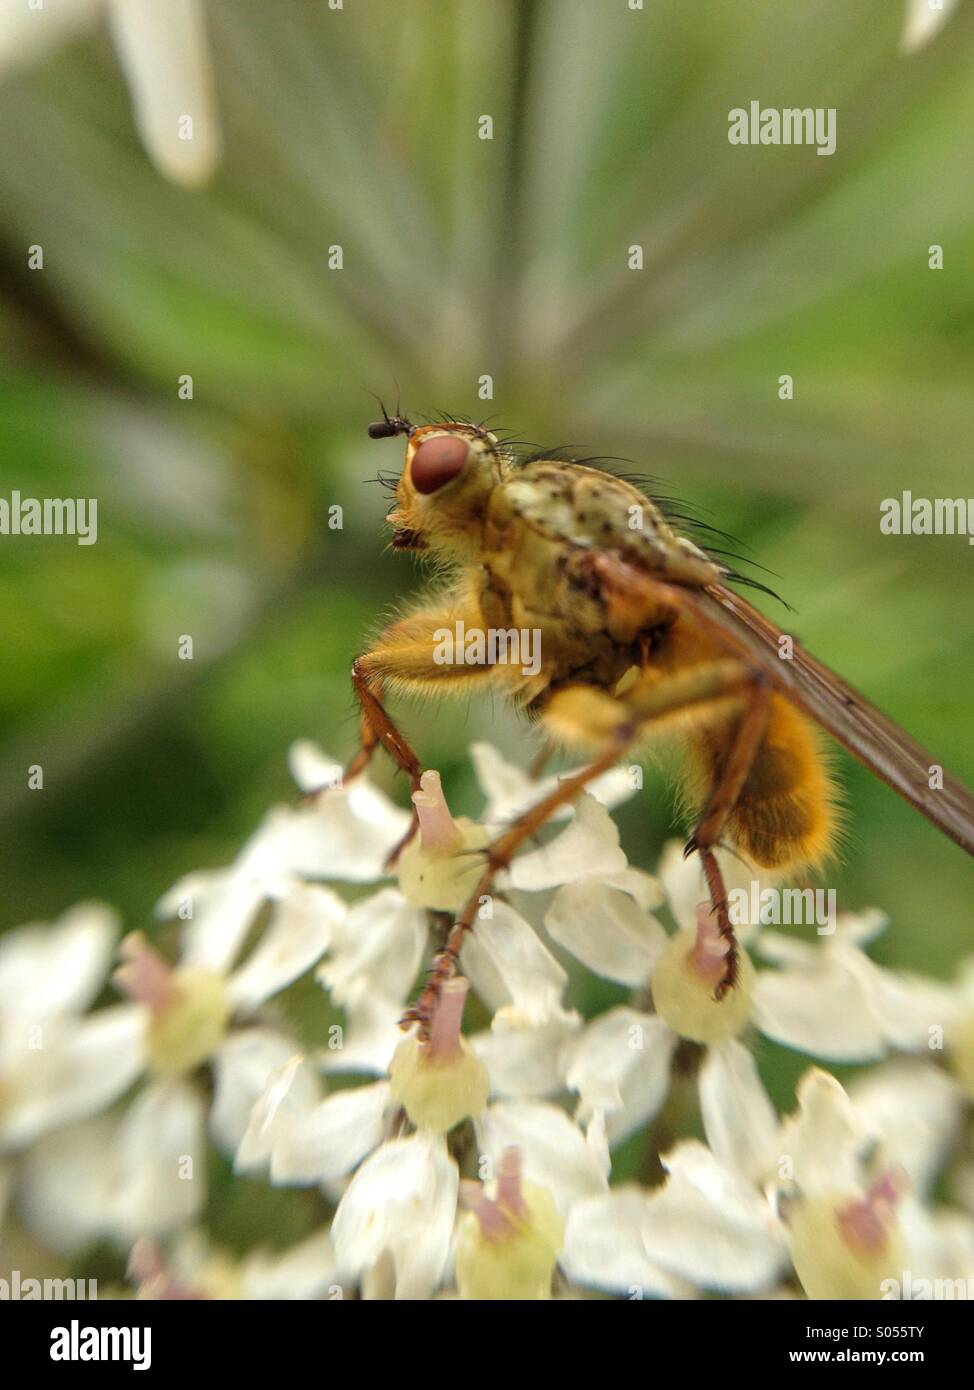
400, 949, 457, 1041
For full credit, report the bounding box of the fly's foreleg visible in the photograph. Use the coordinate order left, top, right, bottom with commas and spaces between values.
344, 602, 510, 864
346, 657, 422, 790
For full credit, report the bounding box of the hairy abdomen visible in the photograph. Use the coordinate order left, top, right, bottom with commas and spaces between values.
687, 694, 839, 872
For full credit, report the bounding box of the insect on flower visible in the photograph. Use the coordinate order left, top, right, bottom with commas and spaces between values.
345, 410, 974, 1036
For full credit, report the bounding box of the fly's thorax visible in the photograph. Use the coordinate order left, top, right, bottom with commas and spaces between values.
489, 462, 720, 586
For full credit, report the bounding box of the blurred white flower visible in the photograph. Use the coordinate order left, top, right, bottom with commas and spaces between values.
753, 909, 958, 1062
10, 865, 338, 1248
159, 744, 408, 977
331, 1130, 459, 1299
18, 1075, 206, 1252
0, 904, 144, 1153
470, 740, 638, 829
0, 0, 221, 185
902, 0, 961, 53
128, 1229, 344, 1300
695, 1062, 974, 1298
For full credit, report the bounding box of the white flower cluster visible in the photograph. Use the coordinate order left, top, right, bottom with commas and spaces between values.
1, 740, 973, 1300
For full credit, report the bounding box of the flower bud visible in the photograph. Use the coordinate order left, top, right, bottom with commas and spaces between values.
455, 1148, 564, 1300
788, 1169, 909, 1300
396, 770, 489, 911
388, 978, 489, 1133
115, 932, 231, 1075
651, 905, 754, 1043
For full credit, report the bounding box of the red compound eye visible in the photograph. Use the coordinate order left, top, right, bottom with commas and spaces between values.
410, 435, 469, 494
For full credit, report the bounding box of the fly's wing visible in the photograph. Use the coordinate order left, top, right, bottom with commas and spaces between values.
666, 580, 974, 856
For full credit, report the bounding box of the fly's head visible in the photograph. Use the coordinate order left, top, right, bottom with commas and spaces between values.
368, 414, 504, 557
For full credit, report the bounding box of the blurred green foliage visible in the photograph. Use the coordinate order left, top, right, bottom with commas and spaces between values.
0, 0, 972, 1211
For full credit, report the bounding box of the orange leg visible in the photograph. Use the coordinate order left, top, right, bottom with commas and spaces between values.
403, 724, 638, 1038
685, 682, 771, 997
343, 658, 424, 865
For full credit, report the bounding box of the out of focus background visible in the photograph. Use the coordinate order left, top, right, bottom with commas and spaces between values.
0, 0, 972, 1108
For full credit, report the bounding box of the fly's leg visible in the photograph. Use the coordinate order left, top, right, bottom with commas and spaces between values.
402, 723, 639, 1039
683, 681, 772, 998
345, 659, 423, 790
343, 602, 520, 864
405, 658, 761, 1038
344, 659, 424, 866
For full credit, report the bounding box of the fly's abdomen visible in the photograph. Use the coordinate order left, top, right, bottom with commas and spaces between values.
688, 694, 839, 872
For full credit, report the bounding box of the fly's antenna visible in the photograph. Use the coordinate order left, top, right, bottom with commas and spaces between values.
367, 392, 414, 440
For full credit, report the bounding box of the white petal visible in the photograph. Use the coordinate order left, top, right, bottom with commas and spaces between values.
22, 1077, 209, 1251
228, 884, 342, 1010
902, 0, 959, 53
643, 1141, 787, 1291
113, 1077, 208, 1238
899, 1198, 974, 1284
841, 949, 960, 1052
833, 908, 889, 949
597, 866, 663, 911
460, 901, 567, 1024
210, 1027, 314, 1156
0, 1004, 146, 1152
107, 0, 221, 186
318, 888, 426, 1013
699, 1039, 778, 1182
242, 1228, 342, 1300
754, 928, 820, 970
235, 1054, 321, 1174
0, 0, 100, 69
161, 868, 266, 975
270, 1081, 391, 1185
17, 1113, 121, 1254
562, 1189, 695, 1298
753, 956, 888, 1062
470, 741, 637, 828
775, 1068, 871, 1198
505, 793, 627, 891
474, 1100, 609, 1219
565, 1010, 675, 1145
546, 881, 666, 985
277, 785, 410, 883
0, 903, 117, 1021
471, 1012, 580, 1099
320, 998, 404, 1077
288, 740, 345, 794
849, 1060, 964, 1196
331, 1132, 458, 1298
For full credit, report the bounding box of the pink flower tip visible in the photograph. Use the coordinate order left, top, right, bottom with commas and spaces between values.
411, 769, 459, 854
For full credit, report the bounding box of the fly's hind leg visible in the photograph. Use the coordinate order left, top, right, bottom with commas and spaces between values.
405, 658, 762, 1037
682, 680, 771, 998
546, 657, 768, 1003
